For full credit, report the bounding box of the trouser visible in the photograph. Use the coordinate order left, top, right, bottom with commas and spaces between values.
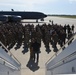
34, 51, 39, 62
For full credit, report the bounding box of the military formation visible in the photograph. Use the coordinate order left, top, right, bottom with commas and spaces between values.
0, 22, 75, 53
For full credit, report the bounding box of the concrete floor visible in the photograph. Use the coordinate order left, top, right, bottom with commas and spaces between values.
10, 41, 60, 75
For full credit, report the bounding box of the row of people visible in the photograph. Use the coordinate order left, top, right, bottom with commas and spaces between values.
0, 22, 75, 53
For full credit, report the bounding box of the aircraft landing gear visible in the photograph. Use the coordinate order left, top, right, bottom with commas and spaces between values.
36, 19, 38, 23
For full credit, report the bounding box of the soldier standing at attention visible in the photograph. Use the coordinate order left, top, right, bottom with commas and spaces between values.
71, 24, 74, 34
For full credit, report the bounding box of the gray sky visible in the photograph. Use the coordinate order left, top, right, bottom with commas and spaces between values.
0, 0, 76, 14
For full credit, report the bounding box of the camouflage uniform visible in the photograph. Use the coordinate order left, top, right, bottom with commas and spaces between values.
44, 30, 50, 49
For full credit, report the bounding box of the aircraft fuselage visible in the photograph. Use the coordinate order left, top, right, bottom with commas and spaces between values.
0, 11, 47, 20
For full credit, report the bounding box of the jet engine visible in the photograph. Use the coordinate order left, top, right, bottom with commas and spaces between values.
0, 15, 8, 21
0, 15, 21, 22
7, 15, 21, 22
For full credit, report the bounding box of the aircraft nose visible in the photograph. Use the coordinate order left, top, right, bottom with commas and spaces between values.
45, 14, 47, 17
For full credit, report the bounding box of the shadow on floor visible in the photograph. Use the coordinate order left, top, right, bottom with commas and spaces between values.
45, 48, 51, 54
15, 42, 22, 50
26, 58, 40, 72
8, 42, 16, 50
